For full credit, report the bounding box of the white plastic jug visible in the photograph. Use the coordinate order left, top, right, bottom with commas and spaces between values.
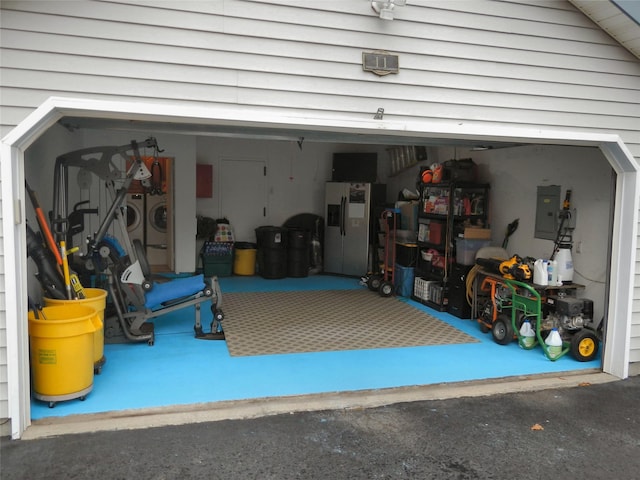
533, 259, 548, 286
545, 328, 563, 359
555, 243, 574, 283
519, 319, 536, 348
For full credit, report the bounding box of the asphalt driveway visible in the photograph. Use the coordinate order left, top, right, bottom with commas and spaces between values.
2, 372, 639, 479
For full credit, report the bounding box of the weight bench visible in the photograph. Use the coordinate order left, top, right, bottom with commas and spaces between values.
102, 238, 225, 345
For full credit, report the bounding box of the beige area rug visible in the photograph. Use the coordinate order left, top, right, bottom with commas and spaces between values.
223, 289, 479, 357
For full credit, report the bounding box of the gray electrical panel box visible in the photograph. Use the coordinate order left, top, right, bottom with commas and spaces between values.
535, 185, 560, 240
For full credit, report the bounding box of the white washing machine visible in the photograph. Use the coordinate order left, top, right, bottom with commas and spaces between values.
146, 194, 168, 266
126, 193, 145, 244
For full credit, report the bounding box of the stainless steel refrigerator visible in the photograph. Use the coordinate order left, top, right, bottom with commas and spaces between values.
324, 182, 386, 276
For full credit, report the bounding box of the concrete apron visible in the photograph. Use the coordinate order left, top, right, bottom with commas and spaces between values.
23, 366, 638, 440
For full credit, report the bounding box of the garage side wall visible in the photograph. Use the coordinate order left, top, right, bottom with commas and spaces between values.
1, 0, 640, 414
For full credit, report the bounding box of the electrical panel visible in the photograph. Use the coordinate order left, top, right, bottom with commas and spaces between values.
535, 185, 560, 240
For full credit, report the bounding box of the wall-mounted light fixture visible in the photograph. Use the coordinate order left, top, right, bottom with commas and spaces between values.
371, 0, 406, 21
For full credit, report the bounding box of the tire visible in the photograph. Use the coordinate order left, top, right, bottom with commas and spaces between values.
571, 329, 599, 362
379, 281, 394, 297
367, 275, 382, 292
492, 314, 514, 345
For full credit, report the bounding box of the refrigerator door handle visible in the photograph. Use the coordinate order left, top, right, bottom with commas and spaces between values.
340, 196, 346, 236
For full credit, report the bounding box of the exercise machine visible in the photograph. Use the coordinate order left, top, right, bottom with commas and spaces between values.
51, 138, 225, 345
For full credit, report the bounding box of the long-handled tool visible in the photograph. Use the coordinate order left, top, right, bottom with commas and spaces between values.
64, 245, 86, 299
58, 242, 87, 299
59, 241, 73, 300
26, 181, 63, 266
502, 218, 519, 249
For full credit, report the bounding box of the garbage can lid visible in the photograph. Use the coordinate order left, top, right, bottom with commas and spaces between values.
235, 241, 257, 249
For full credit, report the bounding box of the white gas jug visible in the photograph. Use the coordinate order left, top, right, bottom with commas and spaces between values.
533, 259, 548, 286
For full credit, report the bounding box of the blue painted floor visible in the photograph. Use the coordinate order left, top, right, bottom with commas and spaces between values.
31, 274, 601, 419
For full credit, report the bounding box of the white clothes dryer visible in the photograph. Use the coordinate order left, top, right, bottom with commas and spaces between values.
146, 194, 168, 266
126, 193, 145, 244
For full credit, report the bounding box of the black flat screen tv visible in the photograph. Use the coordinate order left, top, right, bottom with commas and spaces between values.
332, 153, 378, 183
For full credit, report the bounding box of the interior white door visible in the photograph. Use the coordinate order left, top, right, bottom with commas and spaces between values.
219, 158, 267, 243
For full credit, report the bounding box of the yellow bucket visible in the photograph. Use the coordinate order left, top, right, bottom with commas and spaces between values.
45, 288, 107, 370
28, 305, 97, 398
233, 242, 257, 276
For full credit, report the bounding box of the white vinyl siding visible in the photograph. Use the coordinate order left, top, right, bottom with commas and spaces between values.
1, 1, 639, 141
634, 246, 640, 362
0, 191, 6, 420
1, 0, 639, 414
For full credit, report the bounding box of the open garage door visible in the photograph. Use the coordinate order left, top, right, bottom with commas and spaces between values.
2, 98, 637, 438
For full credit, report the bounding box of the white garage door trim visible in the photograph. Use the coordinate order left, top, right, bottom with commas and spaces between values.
2, 96, 638, 439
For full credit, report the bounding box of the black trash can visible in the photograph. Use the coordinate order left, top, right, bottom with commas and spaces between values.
287, 228, 310, 278
255, 226, 287, 279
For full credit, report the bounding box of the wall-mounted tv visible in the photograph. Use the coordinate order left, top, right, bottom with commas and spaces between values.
332, 153, 378, 183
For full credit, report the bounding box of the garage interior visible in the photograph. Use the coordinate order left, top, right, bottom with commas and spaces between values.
24, 116, 611, 420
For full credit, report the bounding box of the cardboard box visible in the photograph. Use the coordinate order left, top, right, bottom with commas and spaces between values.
464, 227, 491, 240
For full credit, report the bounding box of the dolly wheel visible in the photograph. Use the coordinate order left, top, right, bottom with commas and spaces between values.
379, 281, 394, 297
492, 314, 514, 345
367, 274, 382, 292
571, 329, 599, 362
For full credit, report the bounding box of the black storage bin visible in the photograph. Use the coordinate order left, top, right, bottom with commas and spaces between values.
442, 158, 477, 183
287, 228, 310, 277
255, 226, 288, 279
395, 243, 418, 267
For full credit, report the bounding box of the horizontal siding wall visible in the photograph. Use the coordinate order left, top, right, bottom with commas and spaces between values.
0, 0, 639, 379
634, 246, 640, 363
1, 1, 639, 142
0, 184, 6, 419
